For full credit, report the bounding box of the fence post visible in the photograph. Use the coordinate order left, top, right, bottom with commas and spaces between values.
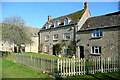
100, 57, 103, 73
86, 59, 89, 74
57, 59, 59, 76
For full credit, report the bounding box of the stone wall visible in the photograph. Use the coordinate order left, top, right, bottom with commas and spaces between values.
25, 36, 38, 53
39, 26, 74, 55
76, 27, 120, 58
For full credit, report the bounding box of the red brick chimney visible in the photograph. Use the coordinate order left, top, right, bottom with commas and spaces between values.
48, 16, 52, 21
84, 2, 88, 9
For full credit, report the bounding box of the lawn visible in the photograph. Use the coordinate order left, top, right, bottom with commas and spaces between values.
65, 71, 120, 80
0, 58, 2, 79
19, 52, 69, 59
2, 58, 55, 78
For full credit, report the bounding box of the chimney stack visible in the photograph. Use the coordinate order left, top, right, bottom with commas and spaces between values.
48, 16, 52, 21
84, 2, 88, 9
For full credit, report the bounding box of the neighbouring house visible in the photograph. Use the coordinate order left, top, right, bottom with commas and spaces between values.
0, 24, 40, 53
38, 2, 91, 56
76, 11, 120, 59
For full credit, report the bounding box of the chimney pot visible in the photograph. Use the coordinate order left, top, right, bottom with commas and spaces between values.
84, 2, 88, 9
48, 16, 52, 21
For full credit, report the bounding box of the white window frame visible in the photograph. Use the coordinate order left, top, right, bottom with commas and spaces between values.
92, 30, 103, 38
64, 18, 69, 25
46, 24, 50, 29
91, 46, 101, 54
54, 21, 59, 27
63, 33, 70, 40
53, 34, 58, 40
64, 48, 68, 54
45, 35, 49, 41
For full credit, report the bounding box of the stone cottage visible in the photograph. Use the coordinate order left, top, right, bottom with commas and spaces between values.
38, 2, 91, 56
76, 11, 120, 58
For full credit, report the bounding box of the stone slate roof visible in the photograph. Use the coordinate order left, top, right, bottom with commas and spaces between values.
24, 26, 40, 37
41, 9, 85, 30
80, 11, 120, 31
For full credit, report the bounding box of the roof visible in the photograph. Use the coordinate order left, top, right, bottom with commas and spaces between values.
41, 9, 85, 30
79, 11, 120, 31
24, 26, 40, 36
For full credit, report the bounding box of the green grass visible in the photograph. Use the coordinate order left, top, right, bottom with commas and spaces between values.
19, 52, 69, 59
65, 71, 120, 80
0, 58, 2, 79
2, 58, 55, 78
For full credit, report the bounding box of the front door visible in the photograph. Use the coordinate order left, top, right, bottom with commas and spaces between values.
14, 47, 17, 53
80, 46, 84, 58
53, 45, 56, 55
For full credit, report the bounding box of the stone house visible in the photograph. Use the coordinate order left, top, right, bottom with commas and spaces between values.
38, 2, 91, 56
76, 11, 120, 59
0, 24, 39, 53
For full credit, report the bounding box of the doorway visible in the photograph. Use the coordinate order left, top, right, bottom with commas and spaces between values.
53, 45, 56, 55
80, 46, 84, 58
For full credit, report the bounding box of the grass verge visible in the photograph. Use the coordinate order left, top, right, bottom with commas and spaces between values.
2, 58, 54, 78
65, 71, 120, 80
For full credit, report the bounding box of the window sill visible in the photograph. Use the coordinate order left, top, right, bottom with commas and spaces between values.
53, 39, 58, 41
90, 53, 101, 56
63, 39, 70, 40
91, 36, 102, 39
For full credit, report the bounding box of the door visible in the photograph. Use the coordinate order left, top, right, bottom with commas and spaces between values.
53, 45, 56, 55
80, 46, 84, 58
14, 47, 17, 53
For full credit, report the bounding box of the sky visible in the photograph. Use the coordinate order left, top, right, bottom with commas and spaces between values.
1, 2, 119, 28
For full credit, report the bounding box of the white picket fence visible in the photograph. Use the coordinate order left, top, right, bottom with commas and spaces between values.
58, 57, 120, 76
4, 53, 120, 77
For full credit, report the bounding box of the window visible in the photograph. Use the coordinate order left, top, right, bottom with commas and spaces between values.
54, 21, 59, 27
64, 49, 68, 54
63, 48, 70, 54
46, 24, 50, 29
91, 46, 101, 54
45, 35, 49, 41
53, 34, 58, 40
45, 45, 49, 52
64, 18, 69, 25
92, 30, 103, 37
63, 33, 70, 40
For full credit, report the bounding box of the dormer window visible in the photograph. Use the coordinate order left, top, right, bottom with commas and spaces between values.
46, 24, 50, 29
54, 21, 59, 27
64, 18, 69, 25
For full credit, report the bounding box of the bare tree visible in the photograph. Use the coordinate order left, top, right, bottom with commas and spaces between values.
2, 16, 32, 52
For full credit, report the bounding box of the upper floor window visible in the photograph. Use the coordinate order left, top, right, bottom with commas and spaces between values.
64, 18, 69, 25
54, 21, 59, 27
91, 46, 101, 54
45, 35, 49, 41
46, 24, 50, 29
92, 30, 103, 38
63, 33, 70, 40
53, 34, 59, 40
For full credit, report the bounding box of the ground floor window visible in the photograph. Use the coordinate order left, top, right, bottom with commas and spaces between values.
91, 46, 101, 54
64, 48, 70, 54
64, 49, 67, 54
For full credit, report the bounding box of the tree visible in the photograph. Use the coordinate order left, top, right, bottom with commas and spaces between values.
67, 40, 76, 56
2, 16, 32, 52
54, 43, 62, 55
